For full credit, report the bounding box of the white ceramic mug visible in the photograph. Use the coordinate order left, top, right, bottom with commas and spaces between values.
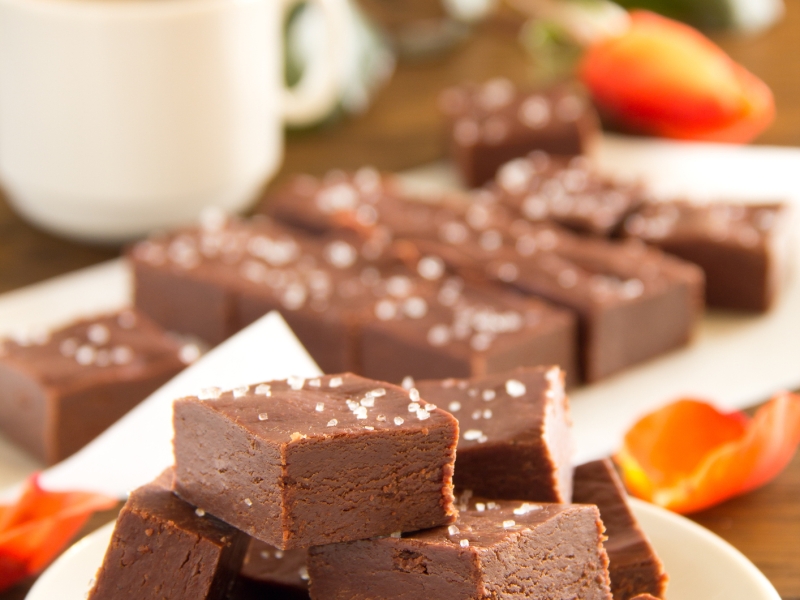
0, 0, 346, 242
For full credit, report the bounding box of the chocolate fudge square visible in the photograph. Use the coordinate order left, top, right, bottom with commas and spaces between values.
492, 153, 645, 236
440, 79, 599, 187
0, 310, 189, 464
173, 373, 458, 549
624, 201, 791, 312
238, 539, 310, 600
358, 265, 578, 386
88, 470, 249, 600
573, 459, 668, 600
308, 499, 612, 600
416, 366, 574, 503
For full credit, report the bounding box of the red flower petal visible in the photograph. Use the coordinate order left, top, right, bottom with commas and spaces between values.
0, 475, 117, 590
579, 10, 774, 143
616, 393, 800, 514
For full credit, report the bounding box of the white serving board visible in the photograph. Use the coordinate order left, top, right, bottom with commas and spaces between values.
1, 134, 800, 492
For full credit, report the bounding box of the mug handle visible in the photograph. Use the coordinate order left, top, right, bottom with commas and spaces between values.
281, 0, 348, 127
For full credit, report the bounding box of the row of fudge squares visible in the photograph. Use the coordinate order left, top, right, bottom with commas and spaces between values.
262, 160, 790, 314
129, 211, 702, 383
0, 309, 200, 464
89, 370, 666, 599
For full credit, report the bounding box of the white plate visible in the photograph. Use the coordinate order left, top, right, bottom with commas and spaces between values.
26, 498, 781, 600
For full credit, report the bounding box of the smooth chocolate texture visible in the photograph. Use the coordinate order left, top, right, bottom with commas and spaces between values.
573, 459, 668, 600
88, 470, 248, 600
0, 310, 188, 464
416, 366, 574, 503
440, 79, 599, 187
173, 373, 458, 550
492, 152, 644, 236
238, 539, 310, 600
406, 219, 704, 382
624, 201, 790, 312
358, 263, 578, 386
308, 499, 612, 600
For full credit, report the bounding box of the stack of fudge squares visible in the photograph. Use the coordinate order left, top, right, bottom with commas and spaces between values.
88, 368, 668, 599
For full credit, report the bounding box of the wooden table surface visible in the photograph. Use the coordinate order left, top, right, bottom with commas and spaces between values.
1, 1, 799, 598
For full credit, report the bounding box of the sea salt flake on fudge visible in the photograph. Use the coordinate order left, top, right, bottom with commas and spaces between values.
623, 200, 791, 312
307, 499, 612, 600
0, 310, 186, 464
440, 79, 600, 187
173, 373, 458, 550
87, 469, 249, 600
417, 366, 574, 503
573, 458, 668, 600
238, 538, 310, 600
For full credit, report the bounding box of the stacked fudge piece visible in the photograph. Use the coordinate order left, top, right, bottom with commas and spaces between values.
89, 368, 668, 599
0, 310, 195, 464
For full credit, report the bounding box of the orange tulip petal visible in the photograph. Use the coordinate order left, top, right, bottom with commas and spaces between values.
0, 475, 117, 591
579, 10, 774, 143
616, 393, 800, 514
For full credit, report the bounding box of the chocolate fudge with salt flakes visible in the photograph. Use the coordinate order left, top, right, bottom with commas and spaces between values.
573, 459, 668, 600
439, 78, 600, 187
406, 219, 704, 382
88, 469, 249, 600
358, 261, 579, 386
415, 366, 574, 503
491, 152, 646, 236
238, 540, 310, 600
0, 310, 191, 465
623, 200, 791, 312
173, 373, 458, 550
307, 499, 612, 600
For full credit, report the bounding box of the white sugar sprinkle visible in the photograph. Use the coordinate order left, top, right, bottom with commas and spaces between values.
327, 419, 338, 427
478, 434, 488, 443
329, 376, 343, 388
448, 401, 462, 412
502, 520, 516, 529
377, 414, 387, 422
448, 525, 460, 536
482, 390, 496, 401
427, 404, 437, 411
299, 566, 310, 581
416, 408, 430, 421
233, 386, 249, 398
394, 417, 404, 426
408, 402, 420, 413
260, 550, 270, 559
287, 376, 305, 390
86, 324, 110, 345
274, 550, 284, 559
475, 503, 486, 512
460, 539, 470, 548
505, 379, 526, 397
112, 345, 134, 365
179, 344, 201, 364
483, 409, 492, 419
195, 508, 206, 517
59, 338, 79, 357
308, 378, 321, 387
390, 531, 402, 538
75, 345, 96, 366
355, 406, 368, 419
472, 410, 482, 420
361, 396, 375, 408
463, 429, 483, 441
487, 502, 498, 509
409, 388, 420, 402
258, 413, 269, 421
401, 376, 415, 390
315, 402, 325, 412
255, 384, 271, 396
199, 387, 222, 400
369, 388, 387, 398
244, 498, 253, 507
364, 426, 375, 431
513, 503, 543, 515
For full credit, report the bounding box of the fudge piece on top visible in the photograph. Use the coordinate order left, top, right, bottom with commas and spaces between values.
173, 373, 458, 549
623, 201, 791, 312
416, 366, 574, 503
308, 499, 612, 600
0, 310, 190, 464
492, 153, 645, 236
358, 262, 578, 386
88, 469, 249, 600
238, 539, 310, 600
573, 459, 668, 600
406, 219, 704, 382
440, 78, 599, 187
